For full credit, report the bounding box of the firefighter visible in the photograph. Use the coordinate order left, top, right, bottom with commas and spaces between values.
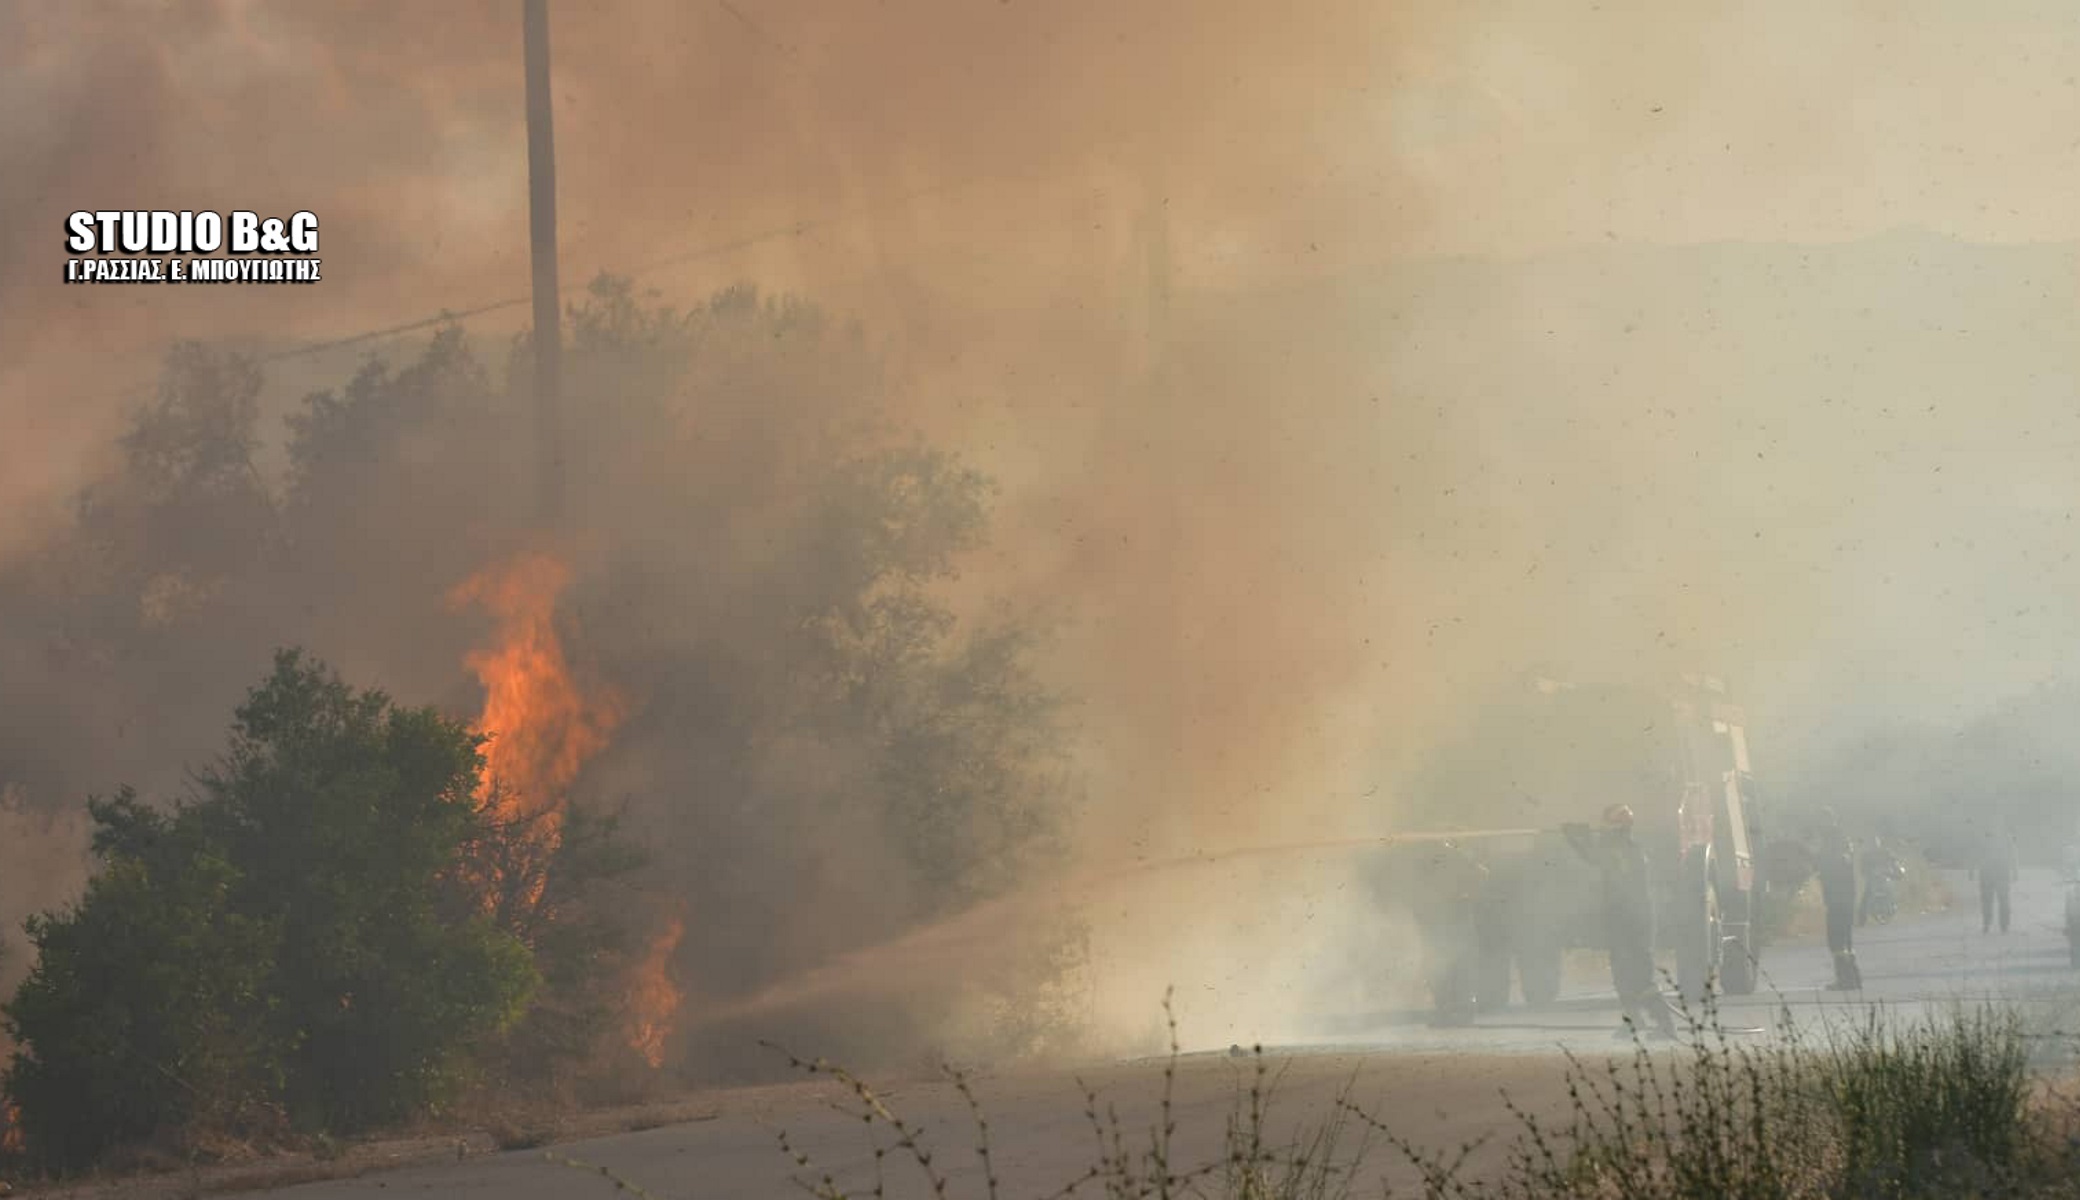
1564, 804, 1679, 1039
1971, 824, 2019, 934
1814, 813, 1859, 989
1415, 840, 1488, 1026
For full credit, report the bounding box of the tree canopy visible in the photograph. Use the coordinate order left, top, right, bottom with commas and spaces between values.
4, 651, 538, 1169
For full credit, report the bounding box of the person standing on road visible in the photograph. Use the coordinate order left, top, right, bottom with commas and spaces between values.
1414, 840, 1489, 1027
1971, 825, 2019, 934
1564, 805, 1679, 1039
1814, 814, 1859, 989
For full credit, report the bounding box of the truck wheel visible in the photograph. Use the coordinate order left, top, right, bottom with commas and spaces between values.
1517, 941, 1563, 1008
1719, 935, 1757, 995
1676, 878, 1721, 1004
1677, 915, 1720, 1004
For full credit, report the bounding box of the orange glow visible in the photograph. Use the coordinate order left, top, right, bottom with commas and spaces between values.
447, 552, 625, 832
448, 552, 683, 1064
1, 1097, 20, 1153
628, 916, 686, 1069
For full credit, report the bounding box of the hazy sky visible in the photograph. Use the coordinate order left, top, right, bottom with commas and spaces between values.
1363, 0, 2080, 254
6, 1, 2076, 367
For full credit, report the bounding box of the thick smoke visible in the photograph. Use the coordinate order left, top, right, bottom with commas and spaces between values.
5, 0, 2080, 1057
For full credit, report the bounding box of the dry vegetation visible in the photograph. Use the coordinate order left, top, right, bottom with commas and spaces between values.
561, 993, 2080, 1200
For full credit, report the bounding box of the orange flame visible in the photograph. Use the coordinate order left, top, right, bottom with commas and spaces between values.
1, 1097, 21, 1154
628, 916, 686, 1069
447, 552, 625, 832
448, 552, 684, 1066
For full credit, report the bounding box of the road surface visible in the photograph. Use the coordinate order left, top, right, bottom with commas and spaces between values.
142, 870, 2080, 1199
1310, 866, 2080, 1057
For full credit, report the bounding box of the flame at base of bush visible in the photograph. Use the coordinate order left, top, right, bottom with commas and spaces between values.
449, 551, 682, 1068
628, 916, 687, 1070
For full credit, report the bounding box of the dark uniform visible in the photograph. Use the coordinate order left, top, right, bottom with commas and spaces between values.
1815, 827, 1855, 954
1815, 823, 1859, 988
1565, 807, 1678, 1038
1414, 842, 1488, 1026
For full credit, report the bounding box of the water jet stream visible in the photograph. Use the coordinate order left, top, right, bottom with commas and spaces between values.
679, 826, 1544, 1034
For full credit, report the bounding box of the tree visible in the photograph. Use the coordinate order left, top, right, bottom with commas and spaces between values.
201, 650, 540, 1130
544, 282, 1080, 1044
466, 799, 651, 1095
3, 651, 539, 1168
4, 791, 281, 1168
80, 342, 278, 621
3, 274, 1084, 1092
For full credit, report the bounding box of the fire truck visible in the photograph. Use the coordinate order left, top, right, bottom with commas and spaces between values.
1385, 672, 1766, 1009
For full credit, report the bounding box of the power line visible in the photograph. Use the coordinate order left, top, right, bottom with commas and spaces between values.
81, 0, 1097, 410
249, 298, 519, 366
90, 0, 1056, 404
101, 169, 1038, 403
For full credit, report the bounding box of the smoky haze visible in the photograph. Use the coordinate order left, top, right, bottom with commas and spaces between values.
3, 0, 2080, 1053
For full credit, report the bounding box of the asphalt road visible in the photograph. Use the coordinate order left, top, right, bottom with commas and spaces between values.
1311, 867, 2080, 1057
242, 869, 2080, 1200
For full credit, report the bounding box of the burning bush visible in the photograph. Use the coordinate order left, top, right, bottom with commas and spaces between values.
0, 274, 1082, 1144
2, 650, 540, 1170
280, 278, 1078, 1071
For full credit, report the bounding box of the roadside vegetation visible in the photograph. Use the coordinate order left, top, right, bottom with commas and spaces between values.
568, 993, 2075, 1200
2, 652, 548, 1171
0, 279, 1079, 1174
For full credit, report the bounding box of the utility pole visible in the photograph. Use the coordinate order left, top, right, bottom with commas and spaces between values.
523, 0, 563, 525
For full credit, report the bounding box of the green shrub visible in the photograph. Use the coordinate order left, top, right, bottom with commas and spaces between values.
5, 824, 282, 1167
3, 650, 540, 1169
1823, 1005, 2031, 1195
1377, 996, 2037, 1198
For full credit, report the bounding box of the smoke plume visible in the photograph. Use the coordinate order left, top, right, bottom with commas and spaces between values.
4, 0, 2080, 1056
